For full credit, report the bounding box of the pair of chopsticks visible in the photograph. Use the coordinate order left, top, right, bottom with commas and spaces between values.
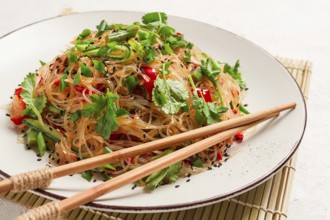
0, 102, 295, 220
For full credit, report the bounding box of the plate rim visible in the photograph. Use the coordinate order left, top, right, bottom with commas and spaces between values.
0, 10, 307, 213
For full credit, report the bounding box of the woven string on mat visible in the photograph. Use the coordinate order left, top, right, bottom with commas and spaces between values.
0, 58, 312, 220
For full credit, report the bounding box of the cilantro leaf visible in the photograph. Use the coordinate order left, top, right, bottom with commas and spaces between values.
192, 96, 228, 125
81, 91, 120, 140
145, 149, 182, 189
143, 46, 157, 64
80, 64, 92, 77
159, 25, 175, 39
92, 59, 106, 75
224, 60, 247, 89
73, 72, 81, 85
200, 58, 224, 104
123, 76, 138, 93
81, 170, 92, 182
152, 78, 189, 114
20, 73, 46, 122
142, 12, 168, 25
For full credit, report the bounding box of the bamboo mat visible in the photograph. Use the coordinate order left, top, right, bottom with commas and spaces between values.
0, 57, 312, 220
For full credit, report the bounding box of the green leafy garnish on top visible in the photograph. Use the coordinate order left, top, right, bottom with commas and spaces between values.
21, 73, 46, 123
152, 63, 189, 114
81, 91, 128, 140
145, 149, 182, 190
224, 60, 247, 90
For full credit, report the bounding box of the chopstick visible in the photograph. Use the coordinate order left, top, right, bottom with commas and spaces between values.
17, 114, 276, 220
0, 102, 296, 194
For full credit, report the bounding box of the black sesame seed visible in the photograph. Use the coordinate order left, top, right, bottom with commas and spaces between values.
224, 153, 230, 157
244, 104, 248, 107
207, 167, 212, 170
186, 179, 190, 182
48, 154, 51, 158
5, 113, 10, 117
187, 173, 192, 177
175, 185, 180, 188
18, 84, 21, 86
69, 174, 74, 177
36, 153, 41, 157
56, 159, 60, 164
37, 158, 42, 161
10, 96, 13, 99
27, 147, 32, 150
224, 158, 229, 162
245, 88, 249, 91
93, 179, 97, 183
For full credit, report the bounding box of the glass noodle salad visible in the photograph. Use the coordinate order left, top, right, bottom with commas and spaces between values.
9, 12, 249, 189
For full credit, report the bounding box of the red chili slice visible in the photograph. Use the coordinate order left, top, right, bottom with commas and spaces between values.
234, 132, 244, 142
196, 88, 213, 102
217, 152, 223, 160
74, 85, 86, 93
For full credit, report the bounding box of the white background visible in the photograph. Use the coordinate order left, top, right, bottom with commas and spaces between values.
0, 0, 329, 219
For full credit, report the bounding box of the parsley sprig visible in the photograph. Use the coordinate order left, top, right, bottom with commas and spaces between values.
81, 91, 128, 140
152, 63, 189, 114
188, 75, 228, 125
224, 60, 247, 90
145, 149, 182, 190
21, 73, 47, 123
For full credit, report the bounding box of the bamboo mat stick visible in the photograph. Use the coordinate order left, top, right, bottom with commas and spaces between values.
17, 116, 274, 220
0, 102, 296, 193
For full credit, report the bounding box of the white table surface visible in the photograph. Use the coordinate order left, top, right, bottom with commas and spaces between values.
0, 0, 329, 219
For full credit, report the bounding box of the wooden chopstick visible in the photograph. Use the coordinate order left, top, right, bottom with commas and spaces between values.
0, 102, 295, 194
17, 114, 277, 220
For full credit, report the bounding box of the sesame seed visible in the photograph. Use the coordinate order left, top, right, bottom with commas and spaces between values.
56, 159, 60, 164
207, 167, 212, 170
5, 113, 10, 117
186, 179, 190, 182
37, 158, 42, 161
175, 185, 180, 188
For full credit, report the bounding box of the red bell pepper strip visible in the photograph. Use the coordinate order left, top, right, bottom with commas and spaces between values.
140, 66, 157, 99
10, 115, 29, 125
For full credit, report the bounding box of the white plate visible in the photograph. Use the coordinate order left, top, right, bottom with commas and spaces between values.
0, 11, 306, 213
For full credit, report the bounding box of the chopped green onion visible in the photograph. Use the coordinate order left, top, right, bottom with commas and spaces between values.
26, 129, 38, 145
80, 64, 92, 77
161, 43, 173, 55
239, 103, 250, 114
78, 29, 91, 40
39, 60, 46, 66
71, 110, 81, 122
123, 76, 138, 93
100, 164, 116, 170
67, 53, 78, 63
59, 74, 68, 92
36, 132, 46, 157
81, 171, 92, 182
92, 60, 106, 75
103, 147, 112, 154
73, 72, 81, 85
